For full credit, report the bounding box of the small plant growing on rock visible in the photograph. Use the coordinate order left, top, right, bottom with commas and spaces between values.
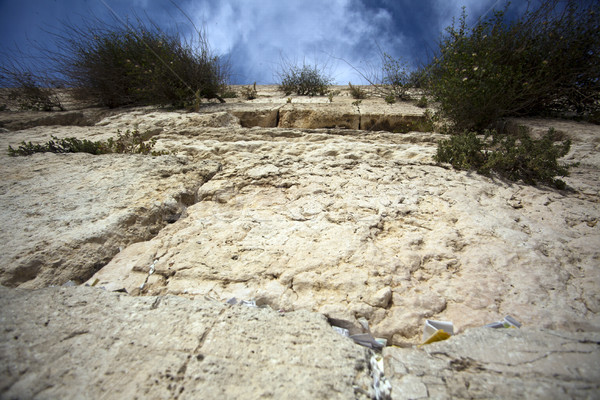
53, 17, 226, 108
344, 50, 411, 102
348, 82, 367, 99
381, 52, 411, 101
435, 128, 572, 189
105, 129, 165, 155
8, 136, 106, 156
220, 87, 238, 98
241, 82, 258, 100
416, 96, 428, 108
384, 94, 396, 104
8, 129, 169, 157
278, 62, 332, 96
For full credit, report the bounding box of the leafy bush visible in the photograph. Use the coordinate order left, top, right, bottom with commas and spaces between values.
278, 63, 332, 96
53, 18, 227, 108
427, 1, 600, 131
348, 82, 367, 99
435, 128, 572, 189
8, 129, 168, 157
384, 94, 396, 104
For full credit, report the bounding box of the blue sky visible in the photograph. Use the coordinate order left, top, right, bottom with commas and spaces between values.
0, 0, 527, 84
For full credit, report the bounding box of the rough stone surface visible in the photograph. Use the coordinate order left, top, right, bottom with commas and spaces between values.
89, 114, 600, 346
0, 126, 222, 287
1, 85, 599, 398
0, 285, 373, 399
384, 327, 600, 399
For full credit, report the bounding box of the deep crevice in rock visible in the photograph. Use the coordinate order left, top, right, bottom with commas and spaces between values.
26, 163, 224, 288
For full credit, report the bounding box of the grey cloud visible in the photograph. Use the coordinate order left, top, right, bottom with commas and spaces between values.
182, 0, 506, 84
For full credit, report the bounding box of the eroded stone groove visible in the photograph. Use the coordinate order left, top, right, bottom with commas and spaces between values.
0, 147, 222, 287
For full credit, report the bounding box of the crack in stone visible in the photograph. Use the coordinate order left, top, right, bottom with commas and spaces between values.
60, 330, 90, 342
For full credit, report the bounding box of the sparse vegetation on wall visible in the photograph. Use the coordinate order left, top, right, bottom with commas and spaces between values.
241, 82, 258, 100
425, 0, 600, 132
348, 83, 367, 99
62, 20, 227, 108
1, 16, 229, 109
434, 128, 573, 189
8, 130, 169, 157
277, 62, 332, 96
1, 70, 64, 111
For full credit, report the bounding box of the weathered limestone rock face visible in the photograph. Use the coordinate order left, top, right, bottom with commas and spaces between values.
2, 89, 599, 347
89, 112, 600, 346
0, 286, 373, 399
0, 150, 221, 288
384, 327, 600, 399
1, 286, 598, 400
0, 109, 244, 288
1, 86, 599, 398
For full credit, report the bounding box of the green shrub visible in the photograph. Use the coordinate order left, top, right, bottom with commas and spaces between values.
435, 128, 572, 189
220, 88, 238, 98
384, 94, 396, 104
8, 136, 105, 156
241, 82, 258, 100
427, 1, 600, 131
57, 18, 227, 108
278, 63, 332, 96
416, 96, 428, 108
348, 82, 367, 99
8, 129, 168, 157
